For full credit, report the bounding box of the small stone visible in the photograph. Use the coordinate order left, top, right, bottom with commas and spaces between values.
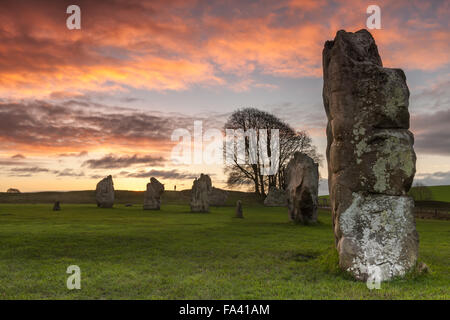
418, 262, 429, 274
53, 201, 61, 211
235, 200, 243, 218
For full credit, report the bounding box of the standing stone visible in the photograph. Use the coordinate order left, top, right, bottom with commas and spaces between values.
235, 200, 243, 218
208, 187, 228, 206
190, 174, 212, 212
143, 177, 164, 210
286, 152, 319, 224
263, 187, 287, 206
95, 175, 114, 208
53, 201, 61, 211
322, 29, 418, 281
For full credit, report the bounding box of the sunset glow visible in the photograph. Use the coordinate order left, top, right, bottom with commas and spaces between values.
0, 0, 449, 192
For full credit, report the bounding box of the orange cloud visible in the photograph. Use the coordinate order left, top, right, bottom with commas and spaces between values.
0, 0, 447, 98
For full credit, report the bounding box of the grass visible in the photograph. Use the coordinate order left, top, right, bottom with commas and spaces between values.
426, 185, 450, 202
0, 203, 448, 299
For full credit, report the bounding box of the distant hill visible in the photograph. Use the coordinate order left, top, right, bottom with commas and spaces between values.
1, 185, 447, 206
0, 189, 264, 206
423, 185, 450, 202
318, 185, 450, 203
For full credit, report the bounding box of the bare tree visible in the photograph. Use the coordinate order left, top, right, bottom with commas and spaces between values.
224, 108, 322, 196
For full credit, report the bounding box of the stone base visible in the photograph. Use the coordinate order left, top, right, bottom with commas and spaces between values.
97, 202, 113, 208
143, 199, 160, 210
190, 204, 209, 213
191, 206, 209, 212
337, 193, 419, 281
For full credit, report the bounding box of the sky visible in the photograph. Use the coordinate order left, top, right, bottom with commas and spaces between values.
0, 0, 448, 193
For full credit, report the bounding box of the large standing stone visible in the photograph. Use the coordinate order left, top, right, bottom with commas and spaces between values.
95, 175, 114, 208
286, 152, 319, 224
322, 29, 418, 281
190, 174, 212, 212
263, 187, 287, 206
143, 177, 164, 210
208, 187, 228, 206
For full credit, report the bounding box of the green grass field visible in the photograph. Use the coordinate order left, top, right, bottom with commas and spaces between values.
426, 185, 450, 202
0, 203, 448, 299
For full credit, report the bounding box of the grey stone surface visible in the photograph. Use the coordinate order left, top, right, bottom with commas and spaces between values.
143, 177, 165, 210
263, 187, 287, 207
286, 152, 319, 224
322, 29, 418, 281
190, 174, 212, 212
95, 175, 114, 208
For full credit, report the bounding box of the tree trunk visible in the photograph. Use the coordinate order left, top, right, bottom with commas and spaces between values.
254, 178, 260, 195
259, 174, 265, 196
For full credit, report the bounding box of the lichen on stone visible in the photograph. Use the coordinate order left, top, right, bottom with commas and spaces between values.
339, 192, 417, 281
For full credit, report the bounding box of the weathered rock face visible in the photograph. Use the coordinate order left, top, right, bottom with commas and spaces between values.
190, 174, 212, 212
322, 29, 418, 281
235, 200, 243, 218
286, 152, 319, 224
208, 187, 228, 206
95, 175, 114, 208
143, 177, 164, 210
263, 187, 287, 206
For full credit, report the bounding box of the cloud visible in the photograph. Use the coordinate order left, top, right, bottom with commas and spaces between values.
83, 154, 165, 169
89, 174, 105, 180
11, 154, 26, 159
9, 167, 49, 173
414, 171, 450, 186
0, 160, 27, 166
0, 0, 447, 98
125, 169, 198, 180
58, 151, 88, 158
411, 109, 450, 155
410, 77, 450, 112
0, 154, 29, 165
0, 100, 199, 153
55, 169, 85, 177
